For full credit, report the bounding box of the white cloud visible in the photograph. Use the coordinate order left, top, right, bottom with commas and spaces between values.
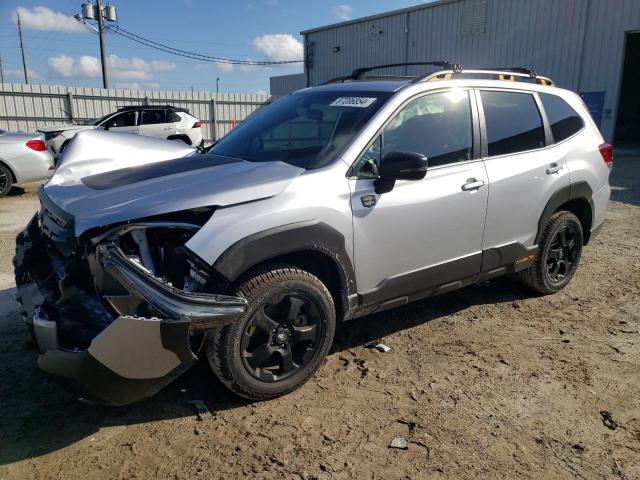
4, 68, 42, 81
255, 89, 268, 96
115, 82, 141, 90
239, 59, 258, 72
150, 60, 175, 72
115, 82, 161, 90
252, 34, 303, 62
331, 4, 352, 21
12, 6, 87, 33
48, 54, 176, 80
48, 54, 100, 78
215, 62, 234, 72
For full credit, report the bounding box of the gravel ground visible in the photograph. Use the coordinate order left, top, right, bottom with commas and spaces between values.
0, 158, 638, 479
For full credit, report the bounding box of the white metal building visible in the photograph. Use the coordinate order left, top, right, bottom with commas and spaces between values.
271, 0, 640, 143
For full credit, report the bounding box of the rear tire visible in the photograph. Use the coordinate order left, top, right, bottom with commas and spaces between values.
519, 211, 583, 294
207, 265, 336, 400
0, 164, 13, 197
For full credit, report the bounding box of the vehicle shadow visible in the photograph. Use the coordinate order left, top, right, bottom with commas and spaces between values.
609, 153, 640, 207
0, 277, 533, 465
5, 186, 26, 197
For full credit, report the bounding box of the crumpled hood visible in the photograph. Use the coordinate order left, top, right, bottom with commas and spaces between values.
43, 153, 304, 236
49, 130, 195, 186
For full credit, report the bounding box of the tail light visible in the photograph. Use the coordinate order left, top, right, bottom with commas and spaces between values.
599, 143, 613, 170
192, 121, 202, 128
26, 139, 47, 151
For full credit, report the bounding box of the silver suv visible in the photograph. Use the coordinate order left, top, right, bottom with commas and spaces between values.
14, 65, 612, 405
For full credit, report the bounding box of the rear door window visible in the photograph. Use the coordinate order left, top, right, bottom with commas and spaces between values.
539, 93, 584, 142
141, 109, 168, 125
480, 91, 545, 157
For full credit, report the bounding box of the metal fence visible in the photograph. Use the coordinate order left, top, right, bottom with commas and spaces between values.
0, 83, 272, 143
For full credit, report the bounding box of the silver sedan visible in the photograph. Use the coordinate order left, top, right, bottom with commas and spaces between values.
0, 130, 55, 197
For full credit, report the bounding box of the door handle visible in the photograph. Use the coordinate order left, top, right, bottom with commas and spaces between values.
546, 163, 563, 174
461, 179, 485, 191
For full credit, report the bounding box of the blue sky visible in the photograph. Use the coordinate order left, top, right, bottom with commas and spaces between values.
0, 1, 428, 93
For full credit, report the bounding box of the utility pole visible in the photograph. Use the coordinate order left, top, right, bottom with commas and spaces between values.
77, 1, 116, 89
96, 0, 108, 88
216, 77, 220, 94
17, 12, 29, 84
0, 56, 4, 84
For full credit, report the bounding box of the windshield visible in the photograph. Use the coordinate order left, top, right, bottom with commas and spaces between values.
79, 114, 111, 126
210, 90, 391, 169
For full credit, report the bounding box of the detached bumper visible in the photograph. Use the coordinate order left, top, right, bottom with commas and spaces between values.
14, 216, 246, 406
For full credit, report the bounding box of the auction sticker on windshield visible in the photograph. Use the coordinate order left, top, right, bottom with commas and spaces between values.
330, 97, 377, 108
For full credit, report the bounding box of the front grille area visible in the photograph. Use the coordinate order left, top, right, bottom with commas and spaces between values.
38, 187, 77, 255
15, 215, 111, 349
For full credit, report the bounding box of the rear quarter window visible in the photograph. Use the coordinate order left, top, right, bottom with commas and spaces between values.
539, 93, 584, 142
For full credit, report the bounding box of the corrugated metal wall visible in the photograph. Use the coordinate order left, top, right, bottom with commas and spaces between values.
302, 0, 640, 142
270, 73, 306, 95
0, 83, 271, 142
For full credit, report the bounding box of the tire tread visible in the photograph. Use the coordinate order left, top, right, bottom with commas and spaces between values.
208, 265, 334, 401
518, 210, 582, 294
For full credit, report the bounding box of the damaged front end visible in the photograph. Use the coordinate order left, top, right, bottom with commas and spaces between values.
14, 189, 246, 406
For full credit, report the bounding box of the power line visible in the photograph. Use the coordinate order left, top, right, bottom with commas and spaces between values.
107, 25, 303, 66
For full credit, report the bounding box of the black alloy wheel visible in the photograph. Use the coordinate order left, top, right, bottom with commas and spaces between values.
241, 293, 323, 382
0, 164, 12, 197
546, 224, 579, 285
208, 265, 335, 400
518, 210, 583, 294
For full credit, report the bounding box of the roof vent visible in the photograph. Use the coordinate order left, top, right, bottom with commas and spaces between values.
461, 0, 487, 36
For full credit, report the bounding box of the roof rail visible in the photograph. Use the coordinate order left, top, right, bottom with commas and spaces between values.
116, 105, 189, 112
322, 61, 461, 85
415, 67, 555, 86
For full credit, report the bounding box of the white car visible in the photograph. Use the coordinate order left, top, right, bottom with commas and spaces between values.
0, 130, 55, 197
38, 106, 205, 159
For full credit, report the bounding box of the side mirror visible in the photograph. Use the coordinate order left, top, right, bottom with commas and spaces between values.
375, 151, 428, 194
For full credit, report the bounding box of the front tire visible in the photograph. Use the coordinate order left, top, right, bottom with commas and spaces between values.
0, 163, 13, 197
519, 211, 583, 294
207, 265, 336, 400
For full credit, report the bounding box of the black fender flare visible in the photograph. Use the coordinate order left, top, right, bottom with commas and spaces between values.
536, 181, 594, 244
212, 219, 357, 301
166, 134, 192, 145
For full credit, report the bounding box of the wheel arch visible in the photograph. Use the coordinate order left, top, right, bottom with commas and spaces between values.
537, 182, 595, 245
212, 221, 356, 321
166, 134, 192, 145
0, 159, 17, 183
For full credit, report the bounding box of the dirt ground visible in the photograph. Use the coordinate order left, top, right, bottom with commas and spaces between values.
0, 157, 638, 480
